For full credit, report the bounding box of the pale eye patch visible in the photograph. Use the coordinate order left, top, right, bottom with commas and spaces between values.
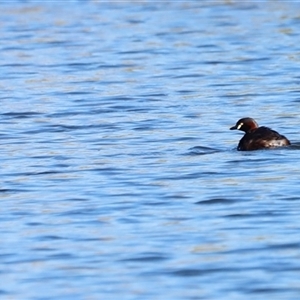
237, 122, 243, 130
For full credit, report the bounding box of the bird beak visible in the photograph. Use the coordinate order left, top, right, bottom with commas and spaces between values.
230, 125, 237, 130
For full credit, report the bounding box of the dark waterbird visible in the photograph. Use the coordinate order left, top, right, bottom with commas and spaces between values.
230, 117, 290, 151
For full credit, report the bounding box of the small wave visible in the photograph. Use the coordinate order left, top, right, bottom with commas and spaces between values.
195, 198, 236, 205
287, 142, 300, 150
188, 146, 221, 156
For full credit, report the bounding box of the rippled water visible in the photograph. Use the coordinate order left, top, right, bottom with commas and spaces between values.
1, 1, 300, 299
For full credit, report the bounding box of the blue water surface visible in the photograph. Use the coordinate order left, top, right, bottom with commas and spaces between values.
1, 1, 300, 299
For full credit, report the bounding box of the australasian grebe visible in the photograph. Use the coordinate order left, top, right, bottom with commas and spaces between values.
230, 117, 290, 151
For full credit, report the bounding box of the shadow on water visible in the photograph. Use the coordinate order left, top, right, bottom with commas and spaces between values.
188, 142, 300, 156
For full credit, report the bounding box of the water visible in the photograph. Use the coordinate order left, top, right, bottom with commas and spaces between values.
1, 1, 300, 299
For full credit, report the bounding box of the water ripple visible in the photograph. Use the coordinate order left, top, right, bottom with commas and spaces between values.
1, 1, 300, 300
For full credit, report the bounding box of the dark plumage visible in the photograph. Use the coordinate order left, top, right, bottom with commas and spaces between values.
230, 117, 290, 151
